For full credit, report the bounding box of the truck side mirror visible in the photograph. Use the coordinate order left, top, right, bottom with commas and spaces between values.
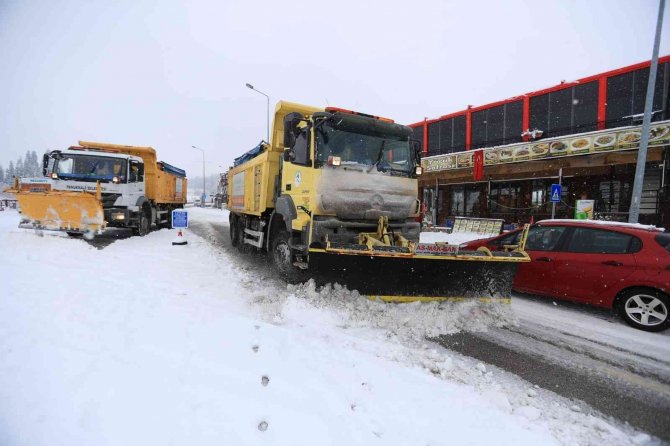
283, 112, 303, 149
42, 153, 49, 176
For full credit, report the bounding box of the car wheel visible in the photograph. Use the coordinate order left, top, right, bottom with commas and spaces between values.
618, 288, 669, 332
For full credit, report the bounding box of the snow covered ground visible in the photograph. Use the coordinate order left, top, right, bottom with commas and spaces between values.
0, 207, 662, 446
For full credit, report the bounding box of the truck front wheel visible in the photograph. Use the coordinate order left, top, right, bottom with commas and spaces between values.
271, 230, 307, 283
134, 209, 150, 236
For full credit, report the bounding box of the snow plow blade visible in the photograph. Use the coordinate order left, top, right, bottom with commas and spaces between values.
308, 220, 530, 303
8, 180, 105, 233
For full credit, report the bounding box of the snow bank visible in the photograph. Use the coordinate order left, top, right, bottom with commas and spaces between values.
0, 208, 656, 446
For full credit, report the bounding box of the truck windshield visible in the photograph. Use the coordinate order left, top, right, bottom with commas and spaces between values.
54, 155, 127, 183
315, 123, 414, 175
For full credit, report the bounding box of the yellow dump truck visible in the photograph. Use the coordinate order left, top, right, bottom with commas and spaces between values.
8, 141, 187, 236
227, 101, 529, 301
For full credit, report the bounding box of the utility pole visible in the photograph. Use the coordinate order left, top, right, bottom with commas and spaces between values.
191, 145, 206, 207
629, 0, 665, 223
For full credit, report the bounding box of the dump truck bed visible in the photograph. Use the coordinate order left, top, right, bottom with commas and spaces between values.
228, 149, 280, 216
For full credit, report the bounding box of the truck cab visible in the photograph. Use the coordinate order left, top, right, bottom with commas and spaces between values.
10, 141, 187, 237
44, 149, 146, 228
280, 107, 423, 249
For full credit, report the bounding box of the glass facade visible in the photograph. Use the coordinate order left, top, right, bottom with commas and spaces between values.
426, 115, 467, 155
606, 63, 669, 128
472, 101, 523, 148
529, 81, 599, 138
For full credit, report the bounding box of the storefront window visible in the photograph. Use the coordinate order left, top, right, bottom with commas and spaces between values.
450, 186, 465, 215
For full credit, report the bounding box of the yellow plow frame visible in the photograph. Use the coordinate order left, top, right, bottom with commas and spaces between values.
308, 218, 531, 303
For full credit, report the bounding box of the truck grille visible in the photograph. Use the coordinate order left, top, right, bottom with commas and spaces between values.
101, 193, 121, 207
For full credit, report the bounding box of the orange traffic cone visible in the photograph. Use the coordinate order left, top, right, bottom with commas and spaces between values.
172, 229, 188, 246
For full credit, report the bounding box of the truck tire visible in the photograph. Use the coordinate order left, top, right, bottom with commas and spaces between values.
271, 229, 307, 283
134, 209, 150, 236
230, 214, 241, 247
157, 207, 172, 229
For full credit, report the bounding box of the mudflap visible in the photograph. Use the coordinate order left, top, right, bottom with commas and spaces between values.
308, 252, 520, 303
14, 190, 105, 233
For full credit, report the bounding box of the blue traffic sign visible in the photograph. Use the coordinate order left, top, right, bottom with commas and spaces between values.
550, 184, 562, 203
172, 209, 188, 229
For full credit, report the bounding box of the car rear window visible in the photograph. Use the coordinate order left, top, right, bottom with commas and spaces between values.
655, 233, 670, 252
565, 227, 639, 254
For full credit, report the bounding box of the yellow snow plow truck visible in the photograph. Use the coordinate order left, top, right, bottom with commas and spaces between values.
7, 141, 187, 237
228, 101, 530, 301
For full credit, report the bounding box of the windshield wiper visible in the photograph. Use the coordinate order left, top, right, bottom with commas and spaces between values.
368, 140, 386, 173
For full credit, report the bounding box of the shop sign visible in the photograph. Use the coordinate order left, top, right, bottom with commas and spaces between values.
575, 200, 595, 220
452, 217, 504, 236
422, 121, 670, 173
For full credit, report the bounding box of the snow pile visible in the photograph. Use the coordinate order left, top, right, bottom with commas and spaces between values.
0, 208, 659, 446
280, 280, 517, 338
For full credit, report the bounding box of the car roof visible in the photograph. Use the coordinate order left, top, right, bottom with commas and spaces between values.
536, 219, 665, 233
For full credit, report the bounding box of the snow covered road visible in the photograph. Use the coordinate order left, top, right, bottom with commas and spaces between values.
0, 207, 665, 445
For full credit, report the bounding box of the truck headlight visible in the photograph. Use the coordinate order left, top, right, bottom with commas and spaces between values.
51, 172, 58, 179
112, 176, 120, 183
112, 212, 125, 221
415, 166, 423, 175
328, 156, 341, 166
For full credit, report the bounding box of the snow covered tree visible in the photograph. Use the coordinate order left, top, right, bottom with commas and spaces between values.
15, 158, 24, 178
7, 161, 15, 181
0, 164, 4, 184
24, 150, 40, 177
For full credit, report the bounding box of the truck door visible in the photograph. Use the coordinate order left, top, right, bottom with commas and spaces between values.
281, 126, 314, 231
125, 160, 145, 206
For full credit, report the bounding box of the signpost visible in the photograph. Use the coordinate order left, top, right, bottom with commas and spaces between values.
550, 173, 562, 219
171, 209, 188, 245
550, 184, 562, 203
172, 209, 188, 229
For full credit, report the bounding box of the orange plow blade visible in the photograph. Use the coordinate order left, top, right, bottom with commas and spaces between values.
12, 188, 105, 233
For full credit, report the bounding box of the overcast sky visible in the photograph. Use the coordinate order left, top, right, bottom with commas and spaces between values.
1, 0, 668, 177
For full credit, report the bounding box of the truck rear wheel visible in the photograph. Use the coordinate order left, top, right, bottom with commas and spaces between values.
230, 214, 241, 247
271, 230, 307, 283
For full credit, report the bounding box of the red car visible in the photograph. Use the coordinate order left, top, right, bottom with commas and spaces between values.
460, 220, 670, 332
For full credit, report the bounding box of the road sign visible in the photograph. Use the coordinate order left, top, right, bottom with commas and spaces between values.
550, 184, 562, 203
172, 209, 188, 229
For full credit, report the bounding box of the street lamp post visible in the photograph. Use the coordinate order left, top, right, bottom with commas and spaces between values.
628, 0, 665, 223
191, 145, 206, 207
245, 83, 270, 143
